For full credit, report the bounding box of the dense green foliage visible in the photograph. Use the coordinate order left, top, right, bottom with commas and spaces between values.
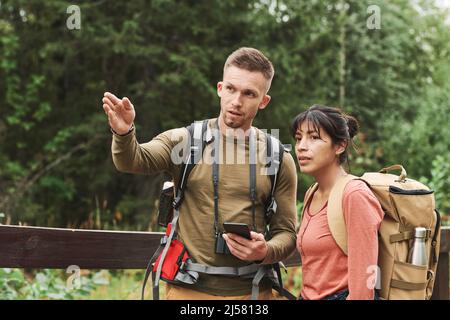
0, 268, 109, 299
1, 0, 449, 232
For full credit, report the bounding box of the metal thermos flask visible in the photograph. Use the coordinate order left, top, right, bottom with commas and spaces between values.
408, 227, 428, 266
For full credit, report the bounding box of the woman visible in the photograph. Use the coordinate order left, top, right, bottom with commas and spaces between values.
292, 105, 383, 300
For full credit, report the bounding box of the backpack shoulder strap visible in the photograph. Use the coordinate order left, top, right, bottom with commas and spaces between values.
265, 134, 283, 190
263, 133, 287, 225
146, 120, 209, 300
327, 174, 359, 255
173, 120, 209, 209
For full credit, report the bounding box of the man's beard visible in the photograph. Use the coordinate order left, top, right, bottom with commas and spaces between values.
224, 115, 243, 128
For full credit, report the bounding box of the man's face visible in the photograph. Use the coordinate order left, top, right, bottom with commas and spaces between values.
217, 66, 271, 131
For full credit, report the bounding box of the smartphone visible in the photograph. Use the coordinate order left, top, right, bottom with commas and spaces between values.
223, 222, 251, 240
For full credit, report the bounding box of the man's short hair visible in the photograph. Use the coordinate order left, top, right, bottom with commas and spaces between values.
224, 47, 274, 90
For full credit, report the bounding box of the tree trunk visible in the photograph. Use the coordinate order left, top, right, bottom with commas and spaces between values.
338, 1, 347, 108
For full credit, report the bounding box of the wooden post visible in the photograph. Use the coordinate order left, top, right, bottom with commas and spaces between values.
431, 225, 450, 300
431, 253, 449, 300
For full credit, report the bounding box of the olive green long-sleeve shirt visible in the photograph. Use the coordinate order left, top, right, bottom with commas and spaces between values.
112, 118, 297, 296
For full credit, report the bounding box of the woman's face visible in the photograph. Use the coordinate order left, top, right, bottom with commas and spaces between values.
294, 120, 343, 175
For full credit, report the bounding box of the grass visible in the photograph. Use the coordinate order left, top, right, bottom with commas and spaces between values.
85, 268, 302, 300
86, 270, 169, 300
0, 267, 300, 300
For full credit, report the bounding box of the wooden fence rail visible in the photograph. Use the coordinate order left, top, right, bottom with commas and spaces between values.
0, 224, 448, 299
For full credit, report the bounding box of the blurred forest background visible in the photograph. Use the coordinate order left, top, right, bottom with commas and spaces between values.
1, 0, 449, 299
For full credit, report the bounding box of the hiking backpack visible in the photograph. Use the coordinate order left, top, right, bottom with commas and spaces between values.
303, 164, 441, 300
142, 119, 295, 300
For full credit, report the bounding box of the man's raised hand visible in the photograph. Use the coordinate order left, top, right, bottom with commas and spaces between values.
102, 92, 136, 135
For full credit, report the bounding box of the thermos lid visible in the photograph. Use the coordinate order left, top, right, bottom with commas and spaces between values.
415, 227, 427, 238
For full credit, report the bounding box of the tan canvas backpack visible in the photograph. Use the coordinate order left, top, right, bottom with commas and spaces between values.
302, 165, 441, 300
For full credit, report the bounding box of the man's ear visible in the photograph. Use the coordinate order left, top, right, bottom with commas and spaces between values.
258, 95, 271, 110
217, 82, 223, 98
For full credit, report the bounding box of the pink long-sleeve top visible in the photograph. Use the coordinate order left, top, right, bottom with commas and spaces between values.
297, 180, 384, 300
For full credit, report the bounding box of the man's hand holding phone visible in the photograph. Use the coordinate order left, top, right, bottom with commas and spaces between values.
222, 223, 268, 262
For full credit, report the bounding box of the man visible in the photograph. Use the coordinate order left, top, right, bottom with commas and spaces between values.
101, 47, 297, 299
